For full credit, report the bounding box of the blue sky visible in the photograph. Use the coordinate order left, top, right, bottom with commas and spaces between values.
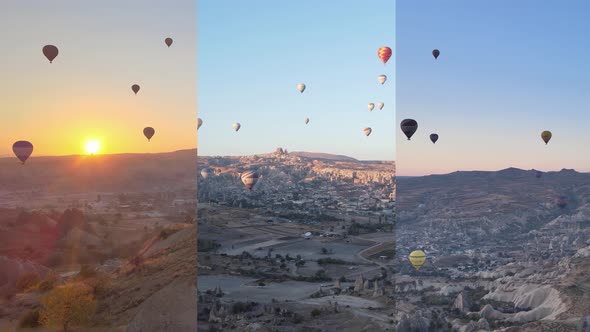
397, 0, 590, 175
198, 1, 395, 160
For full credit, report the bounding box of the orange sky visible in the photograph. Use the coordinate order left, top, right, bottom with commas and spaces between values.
0, 1, 196, 157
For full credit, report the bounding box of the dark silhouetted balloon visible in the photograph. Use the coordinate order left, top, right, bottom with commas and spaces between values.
432, 49, 440, 59
132, 84, 140, 95
165, 37, 173, 47
143, 127, 155, 141
541, 130, 552, 145
13, 141, 34, 164
556, 195, 567, 209
400, 119, 418, 140
43, 45, 59, 63
430, 134, 439, 144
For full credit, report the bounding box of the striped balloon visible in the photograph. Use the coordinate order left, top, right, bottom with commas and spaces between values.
12, 141, 34, 164
241, 170, 260, 190
377, 46, 392, 64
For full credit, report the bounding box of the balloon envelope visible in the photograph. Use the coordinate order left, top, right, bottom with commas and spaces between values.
377, 75, 387, 85
297, 83, 306, 93
12, 141, 34, 164
304, 117, 310, 125
165, 37, 173, 47
432, 49, 440, 59
233, 123, 241, 132
363, 127, 372, 137
430, 133, 439, 144
42, 45, 59, 63
377, 46, 392, 64
535, 170, 543, 178
541, 131, 552, 144
409, 250, 427, 271
401, 119, 418, 140
132, 84, 140, 95
241, 170, 260, 190
198, 118, 203, 130
201, 168, 213, 179
143, 127, 155, 141
368, 103, 375, 111
377, 102, 384, 110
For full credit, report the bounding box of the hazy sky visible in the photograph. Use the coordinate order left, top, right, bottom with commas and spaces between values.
397, 0, 590, 176
0, 1, 196, 157
198, 1, 395, 160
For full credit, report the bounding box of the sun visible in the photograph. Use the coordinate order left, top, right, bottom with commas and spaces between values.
85, 140, 101, 155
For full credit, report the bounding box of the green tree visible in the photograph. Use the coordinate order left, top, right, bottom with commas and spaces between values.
39, 283, 97, 332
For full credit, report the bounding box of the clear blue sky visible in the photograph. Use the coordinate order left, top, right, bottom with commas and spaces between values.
397, 0, 590, 175
198, 1, 395, 160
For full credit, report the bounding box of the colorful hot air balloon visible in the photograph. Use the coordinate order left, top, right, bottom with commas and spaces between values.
165, 37, 173, 47
241, 170, 260, 190
409, 250, 427, 271
198, 118, 203, 130
132, 84, 140, 95
233, 122, 241, 132
297, 83, 306, 93
377, 75, 387, 85
430, 133, 439, 144
541, 131, 552, 145
304, 117, 310, 125
377, 46, 392, 64
432, 49, 440, 59
143, 127, 155, 141
12, 141, 34, 165
377, 102, 384, 110
42, 45, 59, 63
368, 103, 375, 111
363, 127, 372, 137
201, 168, 213, 179
400, 119, 418, 140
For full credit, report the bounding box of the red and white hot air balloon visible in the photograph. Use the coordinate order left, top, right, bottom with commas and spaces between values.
377, 46, 392, 64
363, 128, 372, 137
241, 170, 260, 190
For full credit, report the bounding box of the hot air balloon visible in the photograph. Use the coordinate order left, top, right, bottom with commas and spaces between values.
233, 123, 241, 132
12, 141, 34, 165
304, 117, 310, 125
377, 102, 384, 110
368, 103, 375, 111
42, 45, 59, 63
430, 134, 439, 144
241, 170, 260, 190
363, 127, 372, 137
409, 250, 427, 271
198, 118, 203, 130
377, 75, 387, 85
432, 49, 440, 59
377, 46, 392, 64
165, 37, 173, 47
556, 195, 567, 209
535, 170, 543, 178
143, 127, 155, 141
297, 83, 306, 94
400, 119, 418, 140
201, 168, 213, 179
132, 84, 140, 95
541, 131, 552, 145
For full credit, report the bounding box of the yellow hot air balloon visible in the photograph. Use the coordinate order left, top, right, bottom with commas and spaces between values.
408, 250, 427, 271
